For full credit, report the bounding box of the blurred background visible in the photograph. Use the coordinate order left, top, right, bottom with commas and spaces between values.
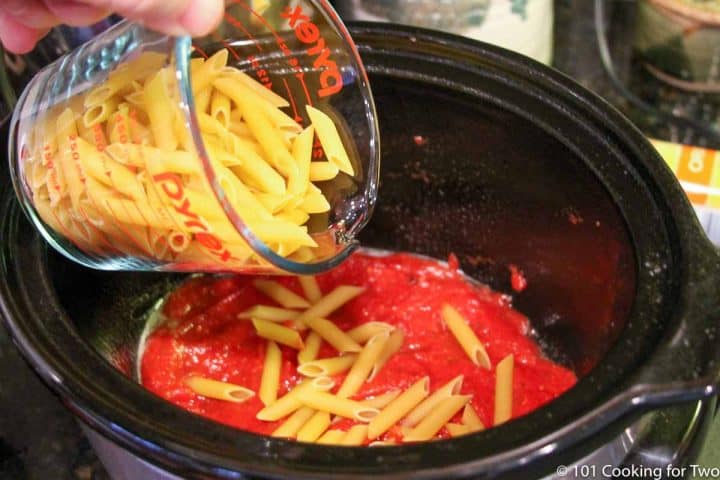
1, 1, 719, 478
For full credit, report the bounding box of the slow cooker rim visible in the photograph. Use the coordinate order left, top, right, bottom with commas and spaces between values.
2, 23, 719, 480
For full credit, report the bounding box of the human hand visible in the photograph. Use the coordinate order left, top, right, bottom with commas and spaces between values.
0, 0, 224, 54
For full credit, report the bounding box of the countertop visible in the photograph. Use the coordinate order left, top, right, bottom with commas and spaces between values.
1, 1, 719, 479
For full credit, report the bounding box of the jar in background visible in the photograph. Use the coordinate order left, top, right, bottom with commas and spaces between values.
335, 0, 554, 64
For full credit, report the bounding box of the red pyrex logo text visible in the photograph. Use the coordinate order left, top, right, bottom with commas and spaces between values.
153, 172, 233, 262
281, 6, 342, 98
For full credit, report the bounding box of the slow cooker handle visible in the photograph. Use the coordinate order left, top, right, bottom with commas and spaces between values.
626, 241, 720, 408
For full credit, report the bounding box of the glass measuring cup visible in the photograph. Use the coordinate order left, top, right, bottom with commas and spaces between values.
8, 0, 380, 274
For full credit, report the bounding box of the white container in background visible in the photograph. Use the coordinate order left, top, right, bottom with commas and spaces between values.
336, 0, 554, 65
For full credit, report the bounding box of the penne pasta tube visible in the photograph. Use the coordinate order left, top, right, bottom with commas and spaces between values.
368, 377, 430, 439
215, 80, 298, 179
229, 120, 253, 139
194, 87, 212, 115
192, 49, 228, 94
185, 376, 255, 403
402, 375, 464, 428
306, 105, 354, 176
309, 162, 340, 182
271, 406, 315, 438
298, 276, 322, 303
297, 411, 330, 443
259, 340, 282, 406
288, 126, 314, 197
403, 395, 471, 442
462, 403, 485, 431
303, 317, 362, 353
316, 429, 346, 445
337, 331, 390, 398
347, 322, 395, 344
254, 193, 291, 214
252, 318, 304, 350
361, 390, 402, 410
83, 96, 119, 128
238, 305, 299, 321
340, 424, 369, 446
300, 184, 331, 214
144, 68, 179, 151
368, 329, 404, 380
218, 68, 289, 107
275, 208, 310, 226
445, 422, 472, 437
257, 377, 335, 421
494, 354, 514, 426
261, 101, 302, 133
297, 354, 358, 377
293, 286, 365, 328
441, 304, 491, 369
253, 279, 310, 309
297, 331, 322, 364
296, 390, 379, 422
210, 89, 231, 128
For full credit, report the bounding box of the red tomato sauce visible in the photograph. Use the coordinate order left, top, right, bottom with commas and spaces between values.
141, 252, 576, 442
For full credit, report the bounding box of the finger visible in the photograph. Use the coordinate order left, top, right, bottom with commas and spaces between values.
0, 12, 49, 54
73, 0, 223, 37
0, 0, 60, 29
177, 0, 224, 37
42, 1, 108, 27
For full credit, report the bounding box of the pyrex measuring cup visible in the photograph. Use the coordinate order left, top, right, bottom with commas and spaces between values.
8, 0, 380, 274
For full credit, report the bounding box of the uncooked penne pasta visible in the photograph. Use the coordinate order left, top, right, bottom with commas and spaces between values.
25, 46, 360, 272
369, 328, 404, 380
218, 68, 289, 108
337, 331, 390, 398
445, 422, 472, 437
210, 89, 231, 128
462, 403, 485, 431
361, 390, 402, 410
256, 377, 334, 421
403, 395, 471, 442
144, 68, 179, 151
259, 340, 282, 406
253, 279, 310, 309
368, 377, 429, 439
340, 424, 369, 446
297, 354, 358, 377
271, 406, 315, 438
238, 305, 299, 321
303, 317, 362, 353
316, 429, 345, 445
309, 162, 340, 182
192, 49, 228, 94
297, 331, 322, 364
252, 318, 304, 350
347, 322, 395, 344
297, 411, 330, 443
298, 276, 322, 303
306, 105, 354, 176
402, 375, 464, 428
494, 354, 514, 425
442, 304, 491, 369
296, 390, 379, 422
184, 376, 255, 403
293, 286, 365, 328
288, 126, 313, 197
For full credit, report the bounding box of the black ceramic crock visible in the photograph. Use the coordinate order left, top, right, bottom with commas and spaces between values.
1, 24, 719, 479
